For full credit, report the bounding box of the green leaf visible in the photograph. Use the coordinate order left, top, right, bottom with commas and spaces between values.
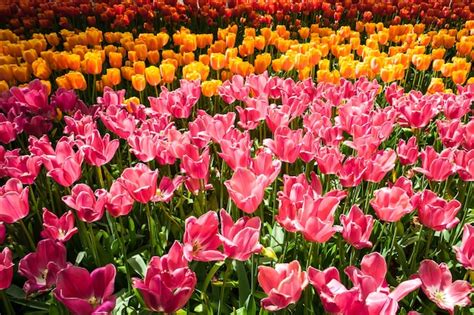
127, 254, 147, 277
234, 261, 251, 307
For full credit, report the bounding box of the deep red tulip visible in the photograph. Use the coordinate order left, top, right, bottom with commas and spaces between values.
0, 247, 13, 290
41, 208, 78, 242
0, 178, 29, 224
62, 183, 107, 223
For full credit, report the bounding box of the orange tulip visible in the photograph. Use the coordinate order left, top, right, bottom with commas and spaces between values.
84, 53, 102, 75
132, 74, 146, 92
65, 71, 87, 90
32, 58, 51, 79
319, 59, 330, 71
147, 50, 160, 65
133, 61, 146, 75
427, 78, 445, 94
106, 68, 121, 86
85, 28, 102, 46
199, 54, 210, 66
254, 36, 266, 50
452, 70, 467, 85
134, 43, 148, 61
298, 67, 311, 81
145, 66, 161, 86
45, 33, 60, 46
160, 63, 176, 84
457, 40, 472, 57
298, 27, 310, 40
201, 80, 222, 97
22, 49, 38, 64
432, 59, 445, 72
12, 65, 30, 83
254, 53, 271, 74
67, 54, 81, 71
210, 53, 226, 71
182, 34, 197, 52
128, 50, 138, 63
340, 61, 356, 79
156, 33, 170, 49
431, 48, 446, 60
440, 63, 454, 77
411, 54, 431, 71
56, 76, 72, 90
0, 80, 9, 93
226, 33, 236, 48
121, 66, 135, 81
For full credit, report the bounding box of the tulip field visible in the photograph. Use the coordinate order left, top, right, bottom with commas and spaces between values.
1, 0, 474, 314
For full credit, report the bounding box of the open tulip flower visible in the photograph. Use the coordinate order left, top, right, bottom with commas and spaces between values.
0, 7, 474, 314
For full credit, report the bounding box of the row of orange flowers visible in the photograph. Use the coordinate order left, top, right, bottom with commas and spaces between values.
0, 21, 473, 95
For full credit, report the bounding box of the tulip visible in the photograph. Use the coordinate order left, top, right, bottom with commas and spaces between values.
412, 190, 461, 231
132, 74, 146, 92
0, 223, 5, 244
307, 267, 344, 313
263, 126, 303, 163
118, 163, 158, 204
127, 130, 159, 163
338, 156, 366, 187
152, 175, 184, 203
397, 137, 419, 165
370, 186, 414, 222
0, 114, 17, 144
437, 119, 465, 148
144, 66, 161, 86
3, 151, 42, 185
41, 208, 78, 242
133, 242, 197, 313
258, 260, 308, 311
105, 180, 135, 217
224, 168, 268, 214
183, 211, 225, 262
180, 145, 210, 180
413, 146, 455, 181
78, 130, 119, 167
250, 150, 282, 187
160, 63, 176, 84
417, 260, 472, 314
99, 104, 136, 140
218, 209, 262, 260
363, 149, 397, 183
218, 139, 251, 171
0, 178, 30, 224
62, 184, 107, 223
18, 239, 69, 294
0, 247, 13, 290
54, 264, 116, 315
454, 224, 474, 270
340, 205, 374, 249
201, 80, 222, 98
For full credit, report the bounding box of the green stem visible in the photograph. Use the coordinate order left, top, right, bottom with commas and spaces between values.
19, 220, 35, 250
218, 260, 232, 315
0, 291, 14, 315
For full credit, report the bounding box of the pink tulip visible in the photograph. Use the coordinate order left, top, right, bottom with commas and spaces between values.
340, 205, 374, 249
397, 137, 419, 165
250, 150, 281, 186
307, 267, 346, 313
397, 92, 438, 128
195, 110, 235, 143
99, 104, 136, 139
218, 138, 251, 171
315, 146, 344, 175
183, 211, 225, 262
442, 94, 471, 120
3, 150, 42, 185
37, 136, 84, 187
64, 113, 97, 139
0, 223, 5, 244
152, 175, 184, 203
363, 149, 397, 183
54, 264, 116, 315
218, 74, 249, 104
19, 239, 69, 294
224, 168, 268, 214
62, 184, 107, 223
299, 131, 319, 163
236, 106, 265, 130
0, 247, 13, 290
338, 156, 367, 187
0, 178, 29, 224
257, 260, 308, 311
41, 208, 78, 242
266, 105, 290, 133
218, 209, 262, 260
413, 146, 455, 182
127, 130, 159, 163
454, 224, 474, 270
417, 260, 472, 314
437, 120, 465, 148
79, 130, 119, 166
105, 181, 135, 217
412, 190, 461, 231
464, 119, 474, 150
133, 242, 197, 313
370, 186, 414, 222
455, 149, 474, 181
118, 163, 158, 203
263, 126, 302, 163
0, 113, 17, 144
180, 145, 210, 179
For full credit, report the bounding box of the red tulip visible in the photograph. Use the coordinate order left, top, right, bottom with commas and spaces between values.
183, 211, 225, 262
105, 180, 134, 217
133, 242, 197, 313
0, 178, 30, 224
54, 264, 116, 315
99, 104, 136, 139
370, 186, 414, 222
118, 163, 158, 203
41, 208, 78, 242
62, 184, 107, 223
417, 260, 472, 314
412, 190, 461, 231
224, 167, 268, 214
19, 239, 69, 294
0, 247, 13, 290
0, 223, 5, 244
218, 209, 262, 260
258, 260, 308, 311
454, 224, 474, 270
340, 205, 374, 249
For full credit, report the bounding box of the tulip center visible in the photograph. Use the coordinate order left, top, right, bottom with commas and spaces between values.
192, 241, 201, 253
36, 269, 48, 285
88, 296, 100, 307
433, 290, 446, 304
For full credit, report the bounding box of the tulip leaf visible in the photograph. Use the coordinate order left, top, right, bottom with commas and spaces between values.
234, 260, 251, 306
127, 254, 147, 277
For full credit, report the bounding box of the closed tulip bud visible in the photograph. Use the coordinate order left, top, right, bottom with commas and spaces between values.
109, 51, 122, 68
427, 78, 445, 94
254, 53, 271, 74
0, 80, 8, 93
32, 58, 52, 79
22, 48, 38, 64
106, 68, 121, 86
56, 76, 72, 90
145, 66, 161, 86
147, 50, 160, 65
452, 69, 467, 84
132, 74, 146, 92
65, 71, 87, 90
133, 61, 145, 75
84, 54, 102, 75
160, 63, 176, 84
182, 52, 195, 65
128, 50, 138, 63
201, 80, 222, 97
210, 53, 226, 70
134, 43, 147, 60
13, 66, 30, 83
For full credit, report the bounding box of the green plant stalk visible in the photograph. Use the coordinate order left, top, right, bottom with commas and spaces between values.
0, 290, 14, 315
19, 220, 36, 251
218, 260, 233, 315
